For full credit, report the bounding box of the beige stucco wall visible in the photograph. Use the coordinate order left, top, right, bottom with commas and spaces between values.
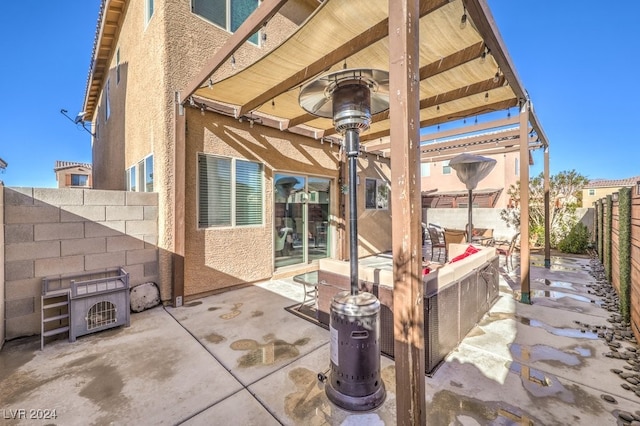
90, 0, 314, 300
3, 187, 158, 339
183, 112, 340, 296
355, 155, 393, 257
421, 151, 521, 208
0, 184, 5, 348
182, 111, 394, 297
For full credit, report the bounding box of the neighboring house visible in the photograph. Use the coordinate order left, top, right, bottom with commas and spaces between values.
53, 161, 93, 188
420, 127, 534, 209
82, 0, 389, 301
582, 176, 640, 207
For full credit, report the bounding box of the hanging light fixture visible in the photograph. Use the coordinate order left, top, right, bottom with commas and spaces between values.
460, 7, 468, 29
493, 67, 501, 83
480, 46, 488, 64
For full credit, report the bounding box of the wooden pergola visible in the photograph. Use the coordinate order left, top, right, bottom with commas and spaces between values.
178, 0, 551, 423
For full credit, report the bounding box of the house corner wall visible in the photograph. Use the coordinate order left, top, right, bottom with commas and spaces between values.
1, 183, 5, 349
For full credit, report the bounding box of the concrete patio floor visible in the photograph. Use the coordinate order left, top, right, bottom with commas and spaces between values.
2, 252, 640, 425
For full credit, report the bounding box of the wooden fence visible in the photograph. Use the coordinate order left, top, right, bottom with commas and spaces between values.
596, 184, 640, 342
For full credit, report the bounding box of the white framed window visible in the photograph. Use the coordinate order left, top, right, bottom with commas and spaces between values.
588, 189, 595, 196
71, 174, 89, 187
442, 160, 451, 175
365, 178, 389, 210
126, 164, 137, 191
145, 0, 154, 24
198, 153, 263, 228
191, 0, 259, 45
126, 155, 154, 192
421, 163, 430, 177
145, 155, 154, 192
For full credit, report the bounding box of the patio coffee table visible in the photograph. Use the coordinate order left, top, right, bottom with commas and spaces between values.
293, 271, 320, 311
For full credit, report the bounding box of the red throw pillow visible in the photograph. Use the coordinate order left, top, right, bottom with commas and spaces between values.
449, 245, 479, 263
422, 267, 431, 275
464, 245, 479, 255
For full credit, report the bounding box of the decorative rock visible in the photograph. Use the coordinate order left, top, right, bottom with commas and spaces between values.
130, 282, 161, 313
601, 394, 617, 404
612, 369, 623, 374
622, 383, 632, 390
620, 412, 635, 422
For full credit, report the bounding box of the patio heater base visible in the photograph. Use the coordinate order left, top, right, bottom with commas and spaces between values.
325, 291, 386, 411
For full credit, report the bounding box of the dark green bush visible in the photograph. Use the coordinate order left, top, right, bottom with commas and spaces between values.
558, 222, 590, 254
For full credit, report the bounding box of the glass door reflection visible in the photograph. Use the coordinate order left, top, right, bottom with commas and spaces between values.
274, 174, 331, 269
274, 174, 305, 268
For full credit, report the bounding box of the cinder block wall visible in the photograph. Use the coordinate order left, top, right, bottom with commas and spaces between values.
425, 207, 594, 242
3, 187, 158, 339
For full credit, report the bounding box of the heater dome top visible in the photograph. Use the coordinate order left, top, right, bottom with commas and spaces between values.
298, 68, 390, 119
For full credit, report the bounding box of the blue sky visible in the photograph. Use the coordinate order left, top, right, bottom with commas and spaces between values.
0, 1, 638, 188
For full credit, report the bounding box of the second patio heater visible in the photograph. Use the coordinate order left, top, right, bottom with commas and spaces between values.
299, 69, 389, 411
449, 153, 497, 242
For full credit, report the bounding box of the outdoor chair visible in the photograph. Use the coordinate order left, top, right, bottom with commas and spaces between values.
471, 228, 495, 246
443, 228, 467, 261
427, 226, 446, 262
494, 233, 520, 271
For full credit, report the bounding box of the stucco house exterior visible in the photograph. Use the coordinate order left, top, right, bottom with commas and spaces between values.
82, 0, 393, 303
54, 161, 93, 188
582, 176, 640, 207
421, 150, 523, 209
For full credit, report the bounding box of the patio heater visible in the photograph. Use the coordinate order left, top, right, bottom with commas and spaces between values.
449, 153, 497, 242
299, 69, 389, 411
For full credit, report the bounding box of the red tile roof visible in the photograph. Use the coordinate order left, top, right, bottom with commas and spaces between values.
586, 176, 640, 188
54, 161, 92, 171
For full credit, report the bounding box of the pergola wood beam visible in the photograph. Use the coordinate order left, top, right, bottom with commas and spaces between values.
420, 137, 541, 162
278, 0, 452, 130
366, 114, 521, 152
361, 98, 518, 142
420, 127, 526, 151
182, 0, 290, 101
238, 20, 391, 117
419, 41, 484, 80
325, 76, 509, 139
390, 0, 426, 423
465, 0, 549, 148
421, 115, 519, 141
420, 75, 506, 109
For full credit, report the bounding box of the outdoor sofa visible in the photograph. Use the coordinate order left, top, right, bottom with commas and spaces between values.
317, 243, 499, 373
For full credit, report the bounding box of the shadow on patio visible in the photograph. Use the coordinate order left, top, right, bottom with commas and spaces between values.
1, 251, 639, 424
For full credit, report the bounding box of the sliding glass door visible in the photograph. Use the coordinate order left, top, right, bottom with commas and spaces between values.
274, 174, 331, 268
